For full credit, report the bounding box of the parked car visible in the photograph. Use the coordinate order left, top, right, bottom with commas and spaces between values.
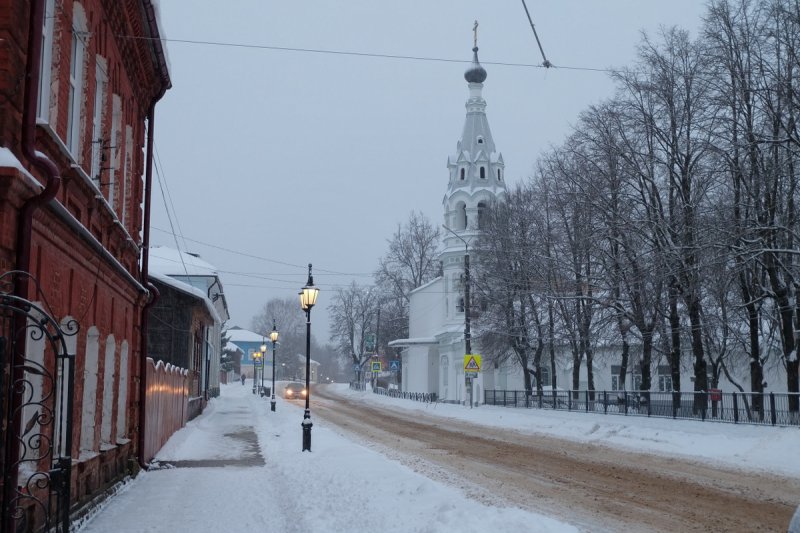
284, 382, 307, 400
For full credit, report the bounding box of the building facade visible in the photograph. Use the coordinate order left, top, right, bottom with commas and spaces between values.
148, 246, 229, 400
390, 43, 507, 404
0, 0, 169, 528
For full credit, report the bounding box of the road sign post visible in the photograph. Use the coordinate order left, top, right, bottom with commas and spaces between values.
463, 355, 481, 408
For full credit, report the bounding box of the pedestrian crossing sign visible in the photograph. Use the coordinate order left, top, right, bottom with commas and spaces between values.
463, 354, 481, 372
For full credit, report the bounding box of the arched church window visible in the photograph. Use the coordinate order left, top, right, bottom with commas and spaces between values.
477, 136, 484, 144
480, 167, 486, 179
477, 202, 487, 229
497, 169, 502, 181
455, 202, 467, 230
460, 168, 465, 180
457, 297, 465, 313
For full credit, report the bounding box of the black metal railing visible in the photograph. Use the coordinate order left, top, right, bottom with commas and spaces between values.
373, 386, 437, 404
483, 389, 800, 427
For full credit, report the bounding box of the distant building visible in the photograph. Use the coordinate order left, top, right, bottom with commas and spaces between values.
148, 246, 230, 401
228, 326, 272, 380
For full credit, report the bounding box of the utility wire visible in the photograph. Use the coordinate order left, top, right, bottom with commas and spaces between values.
149, 225, 374, 277
520, 0, 552, 68
154, 144, 188, 251
152, 152, 188, 275
119, 34, 620, 75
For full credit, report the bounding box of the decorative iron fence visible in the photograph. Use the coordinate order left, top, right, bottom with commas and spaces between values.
484, 389, 800, 427
373, 387, 437, 403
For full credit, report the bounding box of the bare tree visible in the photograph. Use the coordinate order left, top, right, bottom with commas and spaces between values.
328, 282, 379, 382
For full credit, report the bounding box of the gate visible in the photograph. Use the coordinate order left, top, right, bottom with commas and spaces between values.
0, 273, 77, 532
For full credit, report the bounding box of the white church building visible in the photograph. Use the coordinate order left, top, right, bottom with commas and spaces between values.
389, 41, 515, 405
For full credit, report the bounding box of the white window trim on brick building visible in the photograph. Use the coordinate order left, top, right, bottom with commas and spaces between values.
90, 56, 107, 186
66, 3, 87, 158
37, 0, 56, 122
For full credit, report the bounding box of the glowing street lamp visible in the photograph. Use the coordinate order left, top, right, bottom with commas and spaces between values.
299, 263, 319, 452
269, 321, 279, 412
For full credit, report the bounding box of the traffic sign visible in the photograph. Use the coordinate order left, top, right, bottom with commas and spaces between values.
389, 360, 401, 371
371, 361, 381, 373
463, 354, 481, 372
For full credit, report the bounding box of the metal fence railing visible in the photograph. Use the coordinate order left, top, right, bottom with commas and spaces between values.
484, 389, 800, 427
373, 386, 437, 404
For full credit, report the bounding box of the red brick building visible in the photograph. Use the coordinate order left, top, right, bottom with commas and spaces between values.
0, 0, 169, 529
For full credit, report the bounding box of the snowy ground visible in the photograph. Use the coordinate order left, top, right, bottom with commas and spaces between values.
76, 383, 799, 533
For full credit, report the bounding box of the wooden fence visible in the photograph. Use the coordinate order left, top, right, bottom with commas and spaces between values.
142, 358, 189, 463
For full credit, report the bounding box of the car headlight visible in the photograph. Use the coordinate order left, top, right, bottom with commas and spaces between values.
302, 390, 307, 396
286, 390, 293, 396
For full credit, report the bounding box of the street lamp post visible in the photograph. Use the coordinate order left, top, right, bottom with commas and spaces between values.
270, 321, 279, 412
443, 225, 472, 408
260, 339, 267, 397
299, 263, 319, 452
252, 350, 262, 395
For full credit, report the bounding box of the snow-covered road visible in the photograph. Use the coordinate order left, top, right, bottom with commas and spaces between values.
76, 383, 572, 533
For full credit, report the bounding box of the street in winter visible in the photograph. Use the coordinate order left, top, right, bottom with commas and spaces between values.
2, 1, 800, 532
75, 382, 799, 532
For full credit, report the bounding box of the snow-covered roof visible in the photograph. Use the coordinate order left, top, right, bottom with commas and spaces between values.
149, 246, 218, 277
150, 270, 221, 324
388, 337, 438, 348
409, 276, 443, 295
227, 327, 266, 343
226, 341, 243, 354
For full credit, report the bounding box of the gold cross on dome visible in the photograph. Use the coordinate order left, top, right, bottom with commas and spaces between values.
473, 20, 479, 48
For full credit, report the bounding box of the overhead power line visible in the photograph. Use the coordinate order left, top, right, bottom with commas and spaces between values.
119, 35, 618, 75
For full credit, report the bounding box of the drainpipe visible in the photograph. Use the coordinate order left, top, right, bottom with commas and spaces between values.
17, 0, 60, 296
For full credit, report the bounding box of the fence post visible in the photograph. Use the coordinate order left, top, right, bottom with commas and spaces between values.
568, 390, 572, 411
770, 392, 776, 426
732, 392, 738, 424
585, 390, 589, 412
603, 390, 607, 414
623, 391, 628, 415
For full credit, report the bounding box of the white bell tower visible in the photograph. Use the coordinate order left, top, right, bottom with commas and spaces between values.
441, 28, 507, 324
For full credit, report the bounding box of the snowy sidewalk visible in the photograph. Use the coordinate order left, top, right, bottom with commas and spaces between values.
76, 383, 572, 533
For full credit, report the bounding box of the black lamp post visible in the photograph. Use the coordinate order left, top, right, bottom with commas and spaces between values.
270, 321, 279, 412
299, 263, 319, 452
260, 339, 267, 397
252, 350, 261, 394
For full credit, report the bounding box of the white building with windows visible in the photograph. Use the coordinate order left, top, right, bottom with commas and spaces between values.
389, 42, 510, 404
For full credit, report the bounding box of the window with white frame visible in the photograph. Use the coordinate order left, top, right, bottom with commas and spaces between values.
122, 125, 133, 225
658, 375, 673, 392
90, 57, 107, 185
37, 0, 56, 122
66, 4, 87, 157
108, 94, 121, 207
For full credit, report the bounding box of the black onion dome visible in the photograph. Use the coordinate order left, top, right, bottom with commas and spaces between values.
464, 46, 487, 83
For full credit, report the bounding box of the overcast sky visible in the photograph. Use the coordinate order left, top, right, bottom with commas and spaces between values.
151, 1, 709, 341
